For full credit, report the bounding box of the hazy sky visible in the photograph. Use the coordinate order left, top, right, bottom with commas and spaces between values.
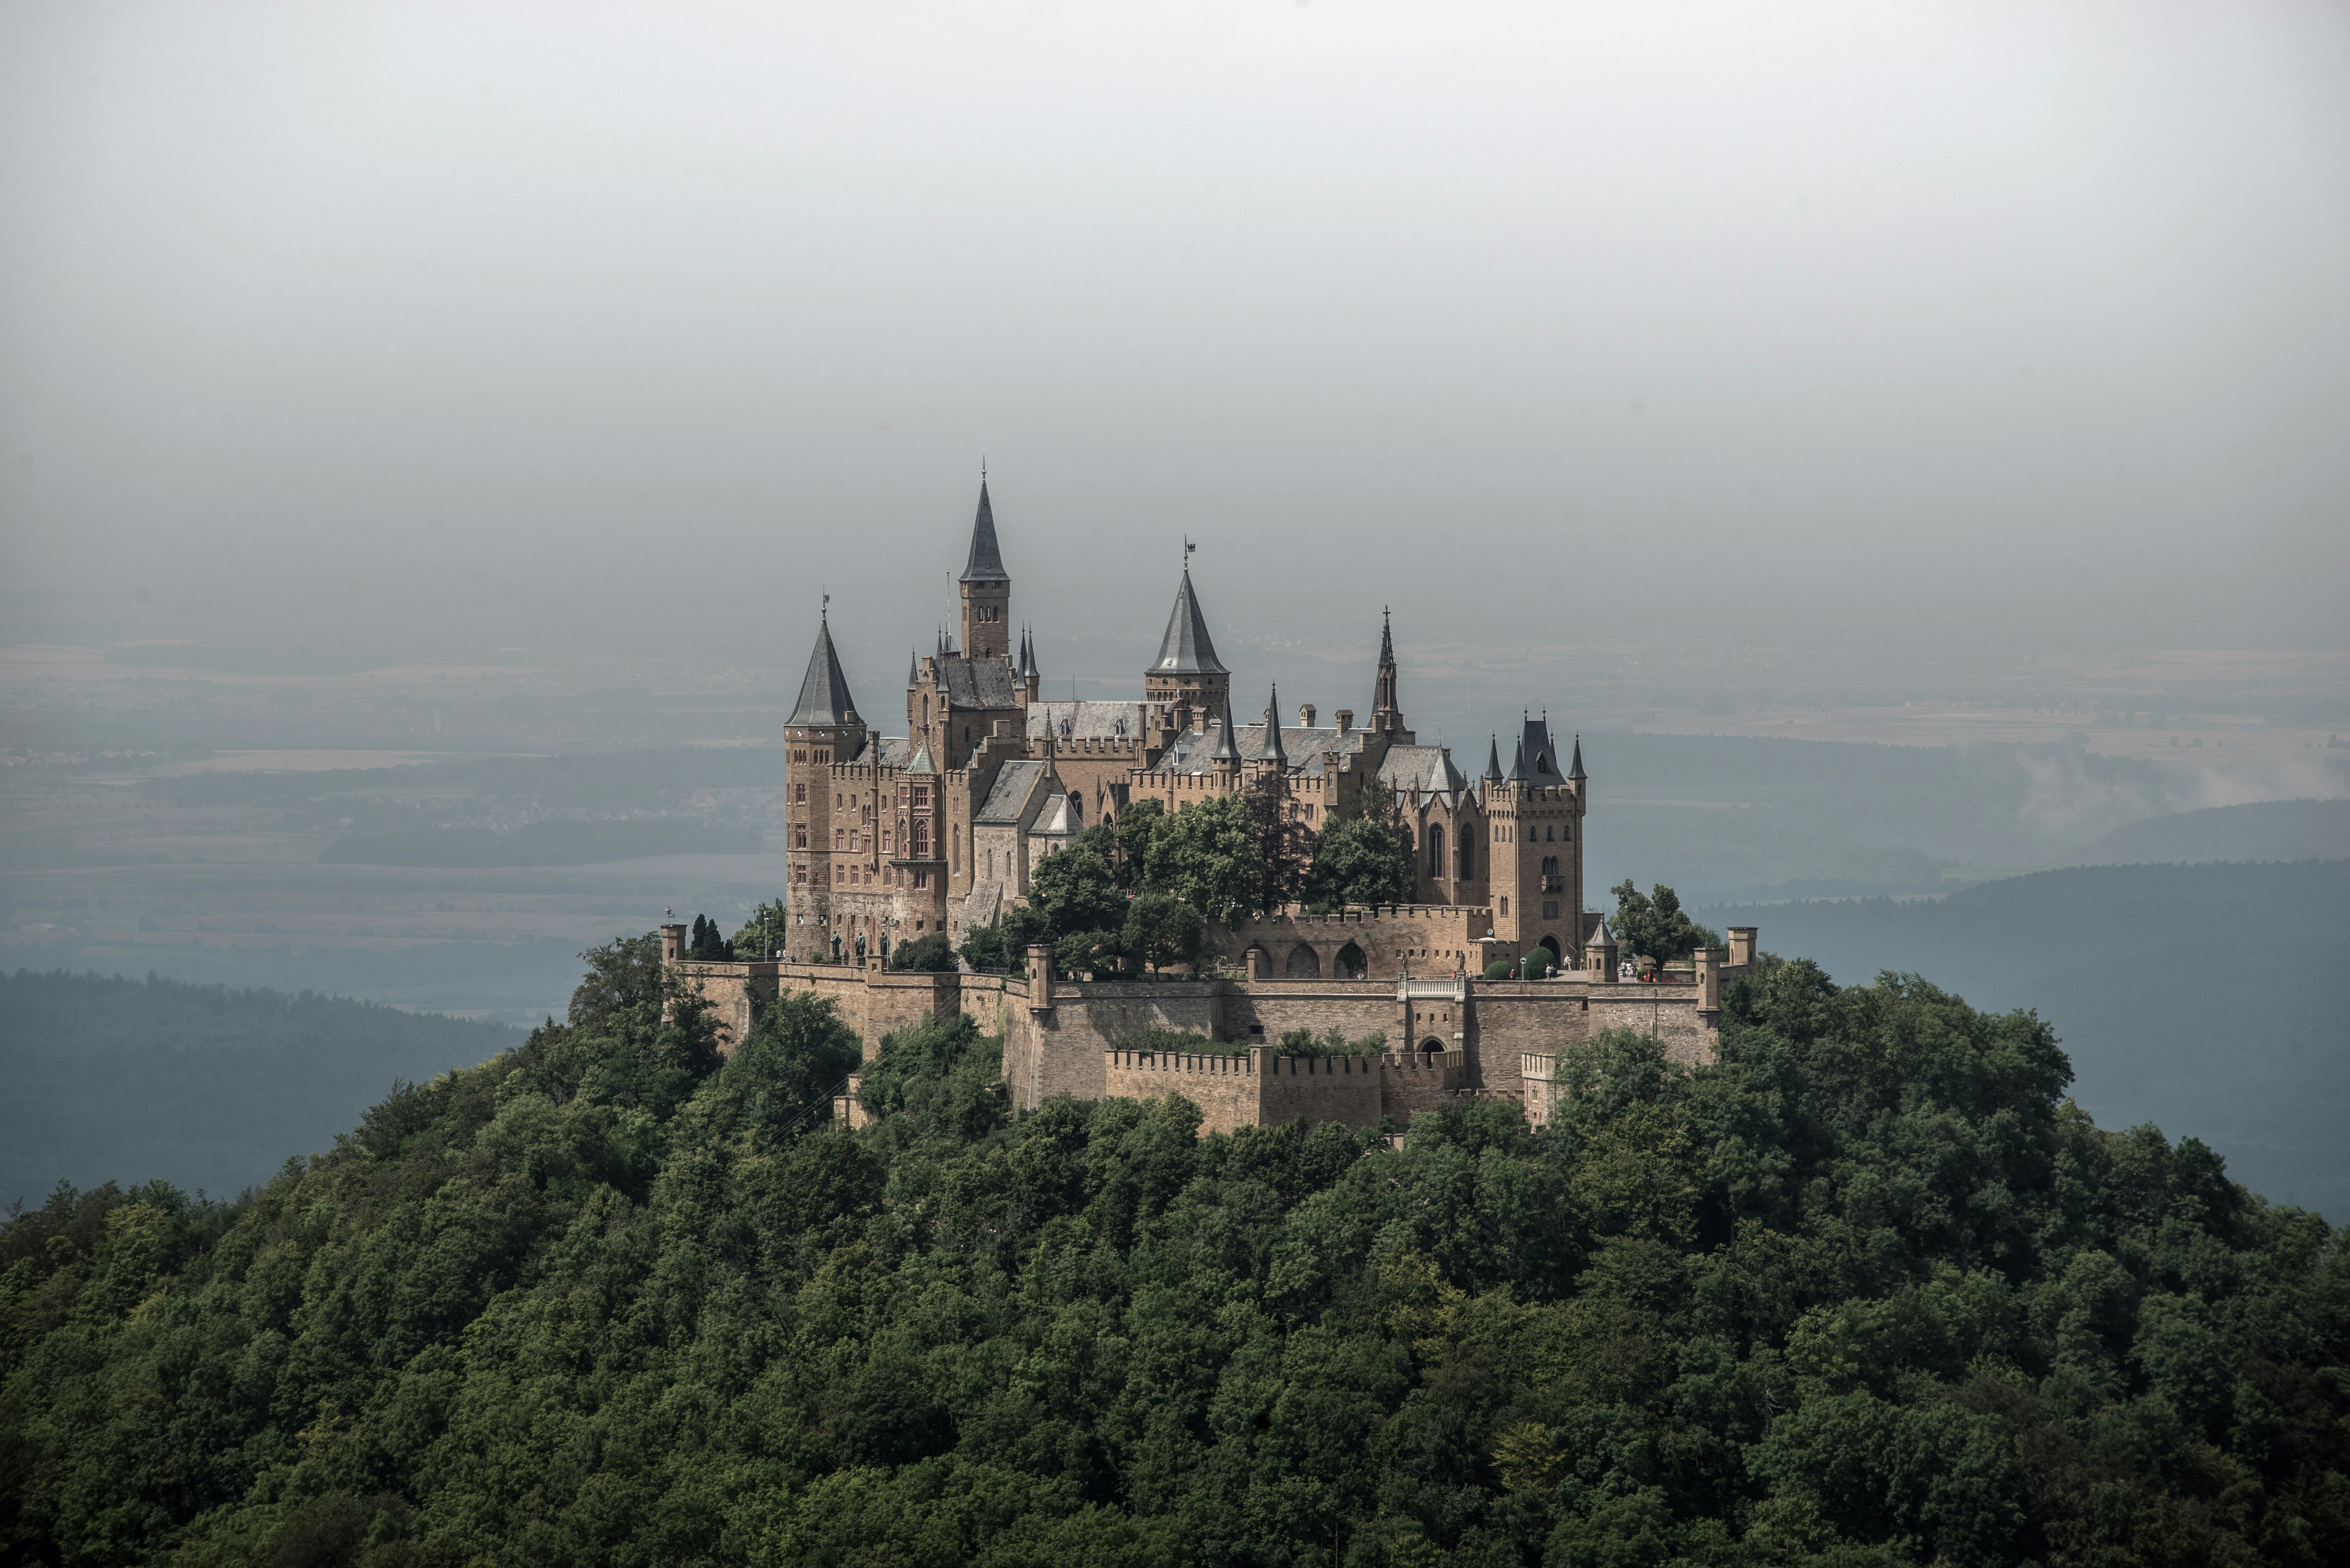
3, 0, 2346, 678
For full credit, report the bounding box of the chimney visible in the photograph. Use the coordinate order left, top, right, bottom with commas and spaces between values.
1299, 703, 1317, 728
1335, 709, 1354, 734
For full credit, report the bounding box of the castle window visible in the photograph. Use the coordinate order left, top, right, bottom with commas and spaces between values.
912, 784, 930, 809
833, 829, 843, 848
793, 826, 807, 848
912, 819, 930, 858
1500, 896, 1509, 916
794, 783, 805, 803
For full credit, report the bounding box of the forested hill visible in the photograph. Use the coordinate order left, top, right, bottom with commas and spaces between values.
3, 940, 2344, 1567
0, 970, 525, 1205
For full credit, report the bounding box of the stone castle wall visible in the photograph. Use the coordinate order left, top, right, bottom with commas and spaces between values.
663, 945, 1747, 1128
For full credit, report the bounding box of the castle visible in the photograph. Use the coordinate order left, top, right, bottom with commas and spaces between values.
664, 478, 1761, 1132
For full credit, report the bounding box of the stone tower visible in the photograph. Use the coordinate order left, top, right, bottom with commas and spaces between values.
784, 609, 868, 954
1482, 718, 1586, 966
1145, 562, 1230, 732
959, 476, 1012, 661
1371, 607, 1411, 739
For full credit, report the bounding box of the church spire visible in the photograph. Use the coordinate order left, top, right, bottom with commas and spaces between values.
1372, 606, 1403, 734
957, 471, 1012, 659
959, 475, 1009, 584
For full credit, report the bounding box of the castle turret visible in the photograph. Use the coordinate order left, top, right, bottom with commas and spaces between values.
1208, 694, 1242, 782
1145, 559, 1230, 732
959, 473, 1012, 660
1585, 914, 1618, 983
784, 606, 869, 961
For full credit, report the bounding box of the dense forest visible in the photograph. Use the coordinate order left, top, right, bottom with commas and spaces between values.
2, 937, 2343, 1566
0, 971, 525, 1206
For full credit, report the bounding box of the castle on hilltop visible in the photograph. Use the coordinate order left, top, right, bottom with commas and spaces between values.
781, 477, 1593, 970
665, 477, 1761, 1134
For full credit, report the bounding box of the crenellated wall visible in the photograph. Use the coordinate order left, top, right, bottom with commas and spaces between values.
662, 941, 1752, 1128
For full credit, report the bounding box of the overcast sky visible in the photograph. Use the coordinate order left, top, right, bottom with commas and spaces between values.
3, 0, 2346, 681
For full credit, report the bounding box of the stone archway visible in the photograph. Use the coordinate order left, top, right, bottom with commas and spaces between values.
1537, 933, 1563, 964
1285, 942, 1320, 978
1336, 940, 1367, 979
1419, 1037, 1445, 1056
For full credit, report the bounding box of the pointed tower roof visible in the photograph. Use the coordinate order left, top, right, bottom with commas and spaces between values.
906, 649, 919, 687
1261, 687, 1288, 765
1207, 697, 1242, 763
906, 743, 936, 774
786, 614, 859, 728
1507, 738, 1527, 781
1151, 567, 1228, 676
1586, 915, 1616, 949
959, 477, 1010, 583
1484, 734, 1503, 781
1378, 606, 1396, 669
1568, 733, 1587, 782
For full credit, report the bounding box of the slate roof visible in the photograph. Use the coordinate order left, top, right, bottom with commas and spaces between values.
1587, 915, 1616, 949
960, 479, 1009, 583
1033, 791, 1082, 838
1517, 719, 1569, 786
1567, 734, 1587, 782
940, 656, 1022, 711
1259, 690, 1288, 765
786, 618, 860, 728
1151, 719, 1364, 777
857, 736, 915, 768
1150, 567, 1227, 676
1026, 701, 1146, 741
975, 760, 1048, 824
1378, 745, 1468, 796
1484, 735, 1504, 781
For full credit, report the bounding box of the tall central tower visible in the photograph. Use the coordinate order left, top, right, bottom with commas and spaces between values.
1145, 562, 1230, 732
958, 476, 1012, 660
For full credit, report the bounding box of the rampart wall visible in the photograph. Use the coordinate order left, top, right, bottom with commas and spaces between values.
663, 944, 1753, 1127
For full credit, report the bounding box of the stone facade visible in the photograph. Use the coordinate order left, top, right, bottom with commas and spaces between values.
771, 479, 1592, 974
660, 924, 1760, 1134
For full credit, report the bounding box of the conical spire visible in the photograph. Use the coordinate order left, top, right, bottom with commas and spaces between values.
1261, 686, 1288, 765
1152, 566, 1228, 675
1207, 696, 1242, 763
1484, 734, 1503, 781
1378, 606, 1396, 670
1568, 733, 1587, 782
785, 612, 859, 728
906, 649, 918, 687
1507, 738, 1527, 781
959, 477, 1010, 583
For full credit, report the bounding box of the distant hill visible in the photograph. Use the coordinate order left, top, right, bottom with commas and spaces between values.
2060, 797, 2350, 866
0, 971, 525, 1204
1699, 859, 2350, 1217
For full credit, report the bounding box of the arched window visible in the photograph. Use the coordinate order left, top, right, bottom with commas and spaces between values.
1459, 836, 1474, 878
911, 818, 930, 858
1542, 855, 1558, 877
1427, 825, 1445, 879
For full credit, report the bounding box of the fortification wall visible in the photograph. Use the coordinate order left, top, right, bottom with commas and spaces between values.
1265, 1052, 1386, 1128
1377, 1049, 1470, 1123
1104, 1048, 1264, 1134
1221, 981, 1400, 1051
1004, 979, 1226, 1110
1586, 985, 1716, 1068
1218, 903, 1488, 980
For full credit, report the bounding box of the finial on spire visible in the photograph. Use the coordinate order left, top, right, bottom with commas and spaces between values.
821, 588, 829, 620
1183, 535, 1195, 571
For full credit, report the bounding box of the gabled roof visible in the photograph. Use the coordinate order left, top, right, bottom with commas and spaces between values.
1151, 567, 1227, 676
975, 760, 1048, 824
1033, 790, 1082, 839
1027, 701, 1145, 741
960, 479, 1009, 583
786, 617, 860, 729
940, 657, 1021, 711
858, 736, 915, 768
1378, 745, 1466, 796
